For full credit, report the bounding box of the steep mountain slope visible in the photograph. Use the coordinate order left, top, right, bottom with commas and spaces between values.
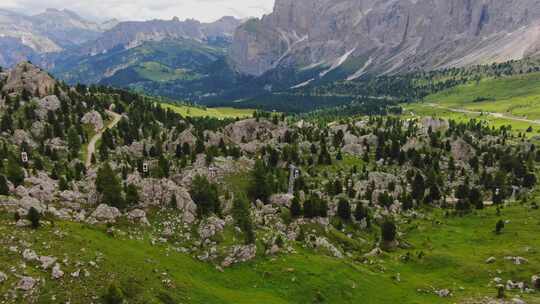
229, 0, 540, 87
0, 8, 115, 67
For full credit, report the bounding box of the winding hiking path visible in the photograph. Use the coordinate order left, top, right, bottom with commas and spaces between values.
423, 103, 540, 126
85, 110, 122, 168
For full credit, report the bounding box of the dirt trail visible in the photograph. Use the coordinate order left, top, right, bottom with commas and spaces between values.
85, 110, 122, 168
424, 103, 540, 125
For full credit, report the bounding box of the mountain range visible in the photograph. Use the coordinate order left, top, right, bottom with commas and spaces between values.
229, 0, 540, 89
0, 8, 117, 67
2, 1, 540, 104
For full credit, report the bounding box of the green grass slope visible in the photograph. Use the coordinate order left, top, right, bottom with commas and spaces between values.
160, 103, 254, 119
424, 72, 540, 120
1, 201, 539, 303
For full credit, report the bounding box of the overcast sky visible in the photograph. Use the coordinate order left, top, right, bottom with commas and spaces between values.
1, 0, 275, 22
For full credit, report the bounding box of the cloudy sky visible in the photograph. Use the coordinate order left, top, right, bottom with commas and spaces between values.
1, 0, 275, 22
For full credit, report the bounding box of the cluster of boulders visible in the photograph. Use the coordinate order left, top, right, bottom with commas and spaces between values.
21, 248, 63, 280
221, 245, 257, 267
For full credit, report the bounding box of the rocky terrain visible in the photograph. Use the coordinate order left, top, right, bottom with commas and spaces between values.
0, 62, 539, 303
229, 0, 540, 87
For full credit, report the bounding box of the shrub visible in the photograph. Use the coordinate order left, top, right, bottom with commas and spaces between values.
381, 220, 396, 243
27, 207, 40, 229
495, 220, 505, 234
102, 283, 125, 304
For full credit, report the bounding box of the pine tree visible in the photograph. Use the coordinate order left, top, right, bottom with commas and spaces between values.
337, 198, 351, 221
495, 220, 505, 234
290, 195, 302, 218
124, 184, 140, 206
95, 163, 124, 209
469, 188, 483, 209
303, 198, 315, 218
102, 283, 125, 304
59, 176, 69, 191
27, 207, 40, 229
411, 173, 425, 202
190, 175, 220, 217
0, 175, 9, 195
6, 156, 25, 186
381, 220, 396, 243
354, 203, 368, 222
232, 194, 255, 244
248, 160, 272, 202
67, 128, 81, 157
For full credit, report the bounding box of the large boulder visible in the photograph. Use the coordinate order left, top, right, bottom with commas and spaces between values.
89, 204, 121, 223
127, 174, 197, 223
342, 143, 365, 156
16, 276, 37, 291
35, 95, 61, 119
221, 244, 257, 267
126, 209, 150, 226
81, 111, 104, 132
18, 196, 46, 213
224, 118, 277, 144
51, 263, 64, 279
451, 138, 475, 162
11, 129, 37, 149
178, 129, 197, 146
45, 137, 68, 152
198, 216, 226, 240
24, 172, 57, 203
0, 272, 7, 283
269, 193, 294, 207
421, 117, 449, 133
22, 249, 38, 261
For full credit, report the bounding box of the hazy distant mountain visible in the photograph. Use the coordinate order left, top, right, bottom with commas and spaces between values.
48, 16, 242, 100
229, 0, 540, 88
75, 16, 240, 57
0, 8, 116, 67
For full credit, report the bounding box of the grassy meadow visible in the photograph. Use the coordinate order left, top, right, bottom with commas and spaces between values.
160, 103, 254, 119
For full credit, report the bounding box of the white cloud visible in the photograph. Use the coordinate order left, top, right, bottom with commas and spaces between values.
1, 0, 275, 22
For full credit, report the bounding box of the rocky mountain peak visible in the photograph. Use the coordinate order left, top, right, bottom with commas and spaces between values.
2, 61, 57, 97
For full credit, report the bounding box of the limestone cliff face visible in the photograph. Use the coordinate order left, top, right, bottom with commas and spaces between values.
229, 0, 540, 83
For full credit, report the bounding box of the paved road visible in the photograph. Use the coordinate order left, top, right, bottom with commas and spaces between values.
85, 110, 122, 168
424, 103, 540, 126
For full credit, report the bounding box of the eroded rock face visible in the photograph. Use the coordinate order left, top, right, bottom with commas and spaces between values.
422, 117, 449, 133
230, 0, 540, 84
3, 62, 56, 97
224, 119, 277, 144
81, 110, 104, 131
